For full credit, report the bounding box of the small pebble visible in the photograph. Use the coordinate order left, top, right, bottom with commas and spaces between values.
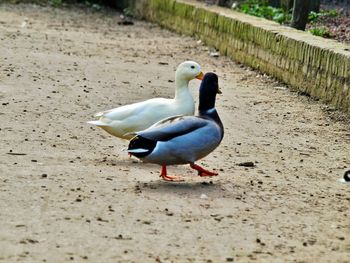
200, 194, 208, 199
237, 161, 255, 167
209, 51, 220, 57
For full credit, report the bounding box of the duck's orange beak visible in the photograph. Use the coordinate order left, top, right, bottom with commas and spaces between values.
195, 71, 204, 80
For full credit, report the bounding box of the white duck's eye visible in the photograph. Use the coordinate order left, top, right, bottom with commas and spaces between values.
191, 65, 195, 69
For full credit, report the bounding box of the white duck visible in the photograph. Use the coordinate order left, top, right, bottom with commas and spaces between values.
128, 72, 223, 181
87, 61, 203, 140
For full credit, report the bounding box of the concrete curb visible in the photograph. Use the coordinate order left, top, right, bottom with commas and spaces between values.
119, 0, 350, 113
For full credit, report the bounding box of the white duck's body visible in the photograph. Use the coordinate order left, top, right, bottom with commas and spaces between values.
88, 61, 203, 140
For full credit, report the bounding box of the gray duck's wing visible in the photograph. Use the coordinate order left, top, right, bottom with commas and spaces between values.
137, 116, 208, 142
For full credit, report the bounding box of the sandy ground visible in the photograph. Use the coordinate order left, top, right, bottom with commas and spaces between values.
0, 3, 349, 263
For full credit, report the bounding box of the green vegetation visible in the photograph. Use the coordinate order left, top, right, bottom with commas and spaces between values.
123, 7, 134, 17
236, 1, 339, 29
49, 0, 62, 6
308, 26, 332, 38
308, 9, 338, 23
237, 0, 291, 24
307, 10, 337, 38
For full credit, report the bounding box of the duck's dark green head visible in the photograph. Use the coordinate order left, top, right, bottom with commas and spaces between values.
198, 72, 221, 111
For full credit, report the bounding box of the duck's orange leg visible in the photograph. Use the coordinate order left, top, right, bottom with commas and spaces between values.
190, 163, 218, 177
160, 165, 184, 182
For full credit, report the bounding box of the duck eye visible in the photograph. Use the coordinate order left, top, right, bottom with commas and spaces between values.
191, 65, 195, 69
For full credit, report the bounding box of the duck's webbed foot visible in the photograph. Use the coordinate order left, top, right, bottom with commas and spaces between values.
160, 165, 184, 182
190, 163, 218, 177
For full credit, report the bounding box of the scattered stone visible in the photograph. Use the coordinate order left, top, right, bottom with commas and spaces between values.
20, 238, 39, 244
108, 205, 115, 212
166, 211, 174, 216
96, 217, 109, 223
237, 161, 255, 167
209, 51, 220, 57
115, 234, 132, 240
274, 86, 287, 90
200, 193, 208, 199
7, 152, 26, 156
118, 15, 134, 26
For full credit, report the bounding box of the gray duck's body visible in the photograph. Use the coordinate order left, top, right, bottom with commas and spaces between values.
128, 72, 223, 181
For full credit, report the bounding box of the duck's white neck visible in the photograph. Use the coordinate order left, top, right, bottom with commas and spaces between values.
174, 76, 191, 101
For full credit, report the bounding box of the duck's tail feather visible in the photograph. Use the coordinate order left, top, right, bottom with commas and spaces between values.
94, 111, 104, 117
94, 109, 113, 117
87, 120, 109, 127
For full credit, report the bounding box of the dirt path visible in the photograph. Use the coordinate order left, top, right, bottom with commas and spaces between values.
0, 3, 349, 263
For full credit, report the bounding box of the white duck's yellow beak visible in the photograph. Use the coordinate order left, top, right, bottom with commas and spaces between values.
195, 71, 204, 80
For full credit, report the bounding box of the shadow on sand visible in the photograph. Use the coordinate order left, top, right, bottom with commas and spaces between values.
137, 179, 226, 198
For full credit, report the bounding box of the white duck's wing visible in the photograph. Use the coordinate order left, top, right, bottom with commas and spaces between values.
95, 98, 167, 120
147, 114, 185, 128
137, 116, 208, 142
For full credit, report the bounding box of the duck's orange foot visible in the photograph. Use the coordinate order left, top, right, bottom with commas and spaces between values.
160, 174, 184, 182
160, 165, 184, 182
190, 163, 218, 177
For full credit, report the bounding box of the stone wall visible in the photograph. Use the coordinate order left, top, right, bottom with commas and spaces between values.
121, 0, 350, 113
